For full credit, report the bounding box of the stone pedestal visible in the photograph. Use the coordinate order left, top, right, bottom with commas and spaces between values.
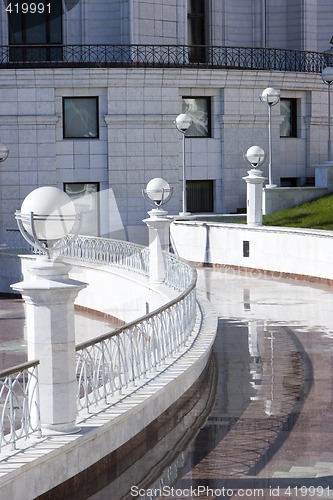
11, 258, 87, 434
143, 209, 172, 283
243, 168, 266, 226
315, 161, 333, 189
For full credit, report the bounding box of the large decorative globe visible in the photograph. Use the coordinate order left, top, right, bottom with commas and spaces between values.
20, 186, 76, 240
145, 178, 171, 205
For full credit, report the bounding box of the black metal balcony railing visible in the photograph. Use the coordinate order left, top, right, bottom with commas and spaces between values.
0, 44, 331, 73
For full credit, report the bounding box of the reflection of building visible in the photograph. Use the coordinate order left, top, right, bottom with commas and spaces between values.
0, 1, 332, 243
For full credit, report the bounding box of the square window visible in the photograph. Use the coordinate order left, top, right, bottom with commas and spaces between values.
64, 182, 100, 236
63, 97, 99, 139
187, 180, 214, 212
182, 97, 211, 137
280, 98, 297, 138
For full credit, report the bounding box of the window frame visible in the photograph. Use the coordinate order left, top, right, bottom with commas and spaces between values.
280, 98, 298, 138
187, 0, 207, 63
8, 0, 63, 61
182, 96, 211, 138
62, 96, 99, 140
187, 179, 214, 213
63, 182, 100, 236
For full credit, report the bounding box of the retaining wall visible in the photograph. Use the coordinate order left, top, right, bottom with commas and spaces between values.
171, 221, 333, 283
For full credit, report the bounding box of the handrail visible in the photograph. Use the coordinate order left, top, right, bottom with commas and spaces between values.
61, 234, 150, 277
0, 235, 198, 440
0, 360, 41, 451
0, 43, 330, 73
61, 235, 198, 413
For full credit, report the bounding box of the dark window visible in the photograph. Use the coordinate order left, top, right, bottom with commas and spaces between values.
280, 98, 297, 138
187, 0, 206, 62
182, 97, 211, 137
63, 97, 99, 139
64, 182, 100, 236
187, 180, 214, 213
8, 0, 63, 61
280, 177, 298, 187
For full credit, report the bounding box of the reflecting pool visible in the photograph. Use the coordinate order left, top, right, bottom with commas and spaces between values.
136, 269, 333, 500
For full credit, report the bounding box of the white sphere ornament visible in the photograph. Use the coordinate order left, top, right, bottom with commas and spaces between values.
0, 144, 9, 162
175, 113, 192, 133
20, 186, 76, 240
244, 146, 265, 168
260, 87, 280, 106
145, 178, 171, 204
322, 67, 333, 84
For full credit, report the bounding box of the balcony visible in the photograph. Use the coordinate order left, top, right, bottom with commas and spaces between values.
0, 44, 330, 73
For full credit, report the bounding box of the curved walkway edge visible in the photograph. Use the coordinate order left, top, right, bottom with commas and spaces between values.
0, 293, 217, 500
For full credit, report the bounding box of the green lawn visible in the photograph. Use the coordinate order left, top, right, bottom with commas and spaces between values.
263, 194, 333, 230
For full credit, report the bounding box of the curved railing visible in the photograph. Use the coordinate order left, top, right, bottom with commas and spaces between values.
61, 236, 198, 412
61, 234, 150, 278
0, 361, 41, 451
0, 44, 330, 73
0, 235, 198, 441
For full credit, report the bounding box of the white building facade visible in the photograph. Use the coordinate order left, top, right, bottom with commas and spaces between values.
0, 0, 332, 243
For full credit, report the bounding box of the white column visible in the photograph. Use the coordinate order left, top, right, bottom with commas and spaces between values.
243, 168, 266, 226
11, 258, 87, 434
143, 211, 172, 284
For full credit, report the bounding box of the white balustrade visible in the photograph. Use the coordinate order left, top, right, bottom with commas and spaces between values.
0, 236, 197, 441
0, 361, 41, 450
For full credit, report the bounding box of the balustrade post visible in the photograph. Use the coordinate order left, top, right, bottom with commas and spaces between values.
243, 168, 266, 226
11, 258, 87, 434
143, 211, 172, 284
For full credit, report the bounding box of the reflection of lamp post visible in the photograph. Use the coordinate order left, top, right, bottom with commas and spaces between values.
321, 67, 333, 162
175, 113, 192, 216
265, 330, 275, 416
143, 178, 173, 283
260, 87, 280, 187
11, 186, 87, 434
243, 146, 266, 226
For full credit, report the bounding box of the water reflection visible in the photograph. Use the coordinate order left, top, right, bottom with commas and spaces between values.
4, 268, 333, 498
88, 354, 217, 499
144, 268, 333, 499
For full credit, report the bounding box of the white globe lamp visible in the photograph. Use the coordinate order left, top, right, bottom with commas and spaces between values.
0, 144, 9, 163
244, 146, 265, 169
16, 186, 79, 257
143, 178, 172, 217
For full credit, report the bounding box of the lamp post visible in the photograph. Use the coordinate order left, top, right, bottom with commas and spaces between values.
0, 143, 9, 245
12, 186, 87, 434
321, 67, 333, 162
243, 146, 266, 226
175, 113, 192, 216
143, 178, 173, 283
260, 87, 280, 187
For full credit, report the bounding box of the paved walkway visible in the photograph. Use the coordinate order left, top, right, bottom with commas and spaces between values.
163, 268, 333, 500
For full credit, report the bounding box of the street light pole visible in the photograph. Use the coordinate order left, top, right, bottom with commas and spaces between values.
0, 143, 9, 245
321, 67, 333, 162
260, 87, 280, 187
175, 113, 192, 216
